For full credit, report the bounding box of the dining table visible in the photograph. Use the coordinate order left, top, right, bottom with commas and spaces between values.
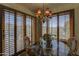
51, 39, 70, 56
39, 38, 70, 56
25, 38, 70, 56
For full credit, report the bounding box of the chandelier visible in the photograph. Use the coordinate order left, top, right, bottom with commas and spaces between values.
35, 4, 52, 23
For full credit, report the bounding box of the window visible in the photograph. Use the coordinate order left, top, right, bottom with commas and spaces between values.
48, 12, 73, 41
26, 16, 32, 42
42, 21, 47, 36
16, 13, 24, 52
45, 11, 74, 56
4, 11, 15, 55
59, 14, 70, 40
26, 16, 35, 44
1, 5, 36, 56
48, 15, 57, 39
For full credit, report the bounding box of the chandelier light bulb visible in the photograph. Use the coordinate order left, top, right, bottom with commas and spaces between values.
37, 10, 41, 14
45, 8, 50, 16
45, 10, 50, 14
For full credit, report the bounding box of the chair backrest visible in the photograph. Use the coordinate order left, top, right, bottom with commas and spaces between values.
40, 37, 47, 48
24, 36, 31, 48
67, 36, 77, 55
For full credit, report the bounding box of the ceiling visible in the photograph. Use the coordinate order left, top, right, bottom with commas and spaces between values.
2, 3, 79, 15
18, 3, 65, 12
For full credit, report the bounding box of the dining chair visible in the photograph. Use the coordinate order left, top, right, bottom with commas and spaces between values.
67, 36, 78, 56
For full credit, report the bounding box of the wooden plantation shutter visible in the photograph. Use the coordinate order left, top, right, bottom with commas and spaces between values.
4, 10, 15, 56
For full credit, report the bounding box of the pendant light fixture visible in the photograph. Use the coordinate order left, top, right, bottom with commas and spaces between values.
35, 3, 52, 23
